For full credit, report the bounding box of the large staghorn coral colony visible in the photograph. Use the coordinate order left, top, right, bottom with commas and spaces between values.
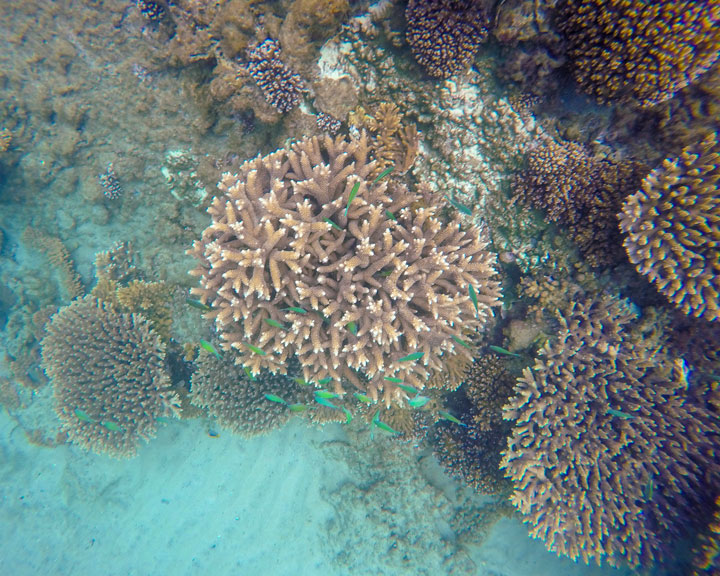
190, 133, 501, 405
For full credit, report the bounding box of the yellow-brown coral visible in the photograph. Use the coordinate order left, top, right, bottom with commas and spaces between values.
619, 133, 720, 321
558, 0, 720, 107
40, 296, 180, 457
190, 133, 501, 404
22, 227, 84, 300
501, 296, 720, 567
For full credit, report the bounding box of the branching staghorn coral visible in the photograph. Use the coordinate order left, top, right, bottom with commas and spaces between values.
619, 132, 720, 321
41, 296, 180, 458
558, 0, 720, 107
190, 133, 501, 404
501, 295, 720, 568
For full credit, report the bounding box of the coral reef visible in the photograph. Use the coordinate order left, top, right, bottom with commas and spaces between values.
501, 295, 720, 567
0, 127, 11, 153
619, 132, 720, 321
246, 39, 306, 113
405, 0, 488, 79
512, 134, 645, 267
190, 133, 501, 404
189, 351, 298, 436
557, 0, 720, 106
40, 296, 180, 457
21, 226, 84, 300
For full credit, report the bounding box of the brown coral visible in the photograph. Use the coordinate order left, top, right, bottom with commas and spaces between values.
557, 0, 720, 107
190, 351, 297, 436
619, 133, 720, 321
512, 135, 644, 267
190, 133, 501, 404
693, 494, 720, 576
22, 227, 84, 300
405, 0, 488, 79
40, 296, 180, 458
501, 296, 720, 568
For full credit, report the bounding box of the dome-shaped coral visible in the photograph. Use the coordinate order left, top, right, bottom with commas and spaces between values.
190, 133, 501, 404
501, 296, 720, 567
558, 0, 720, 107
41, 296, 179, 457
619, 132, 720, 321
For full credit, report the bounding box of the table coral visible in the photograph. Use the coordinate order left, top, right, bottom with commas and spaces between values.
40, 296, 180, 458
557, 0, 720, 107
190, 133, 501, 405
619, 132, 720, 321
501, 295, 720, 568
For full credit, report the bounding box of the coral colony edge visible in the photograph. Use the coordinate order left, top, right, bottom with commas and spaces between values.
0, 1, 719, 575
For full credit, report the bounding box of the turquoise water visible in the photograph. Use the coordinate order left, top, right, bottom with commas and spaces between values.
0, 2, 717, 575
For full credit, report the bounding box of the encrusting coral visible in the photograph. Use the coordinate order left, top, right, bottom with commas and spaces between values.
557, 0, 720, 107
190, 133, 501, 404
405, 0, 488, 79
40, 296, 180, 458
501, 295, 720, 568
619, 132, 720, 322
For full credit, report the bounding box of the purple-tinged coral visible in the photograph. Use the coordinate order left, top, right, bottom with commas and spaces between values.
99, 162, 123, 199
619, 132, 720, 322
501, 295, 720, 568
41, 296, 180, 458
246, 39, 306, 113
405, 0, 488, 79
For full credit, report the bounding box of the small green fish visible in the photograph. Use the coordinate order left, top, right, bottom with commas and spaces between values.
408, 395, 430, 408
342, 407, 353, 424
345, 181, 360, 217
444, 195, 473, 215
373, 166, 394, 183
74, 409, 95, 423
354, 392, 373, 404
398, 351, 424, 363
488, 345, 521, 357
346, 321, 358, 335
317, 377, 333, 386
452, 335, 472, 349
379, 269, 393, 277
102, 421, 124, 432
371, 412, 401, 435
644, 477, 654, 501
288, 403, 308, 412
385, 209, 396, 221
606, 407, 635, 420
397, 384, 419, 396
244, 342, 266, 356
383, 376, 404, 384
265, 394, 287, 405
315, 389, 338, 399
468, 285, 479, 316
293, 377, 311, 386
315, 396, 338, 409
243, 366, 256, 381
323, 217, 343, 231
263, 318, 286, 329
284, 306, 307, 314
200, 339, 222, 359
438, 411, 467, 426
186, 298, 212, 311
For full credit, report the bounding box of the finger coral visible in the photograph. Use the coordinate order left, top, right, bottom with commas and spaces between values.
405, 0, 488, 79
40, 296, 180, 458
693, 495, 720, 576
619, 133, 720, 322
501, 296, 720, 567
557, 0, 720, 107
190, 133, 501, 404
